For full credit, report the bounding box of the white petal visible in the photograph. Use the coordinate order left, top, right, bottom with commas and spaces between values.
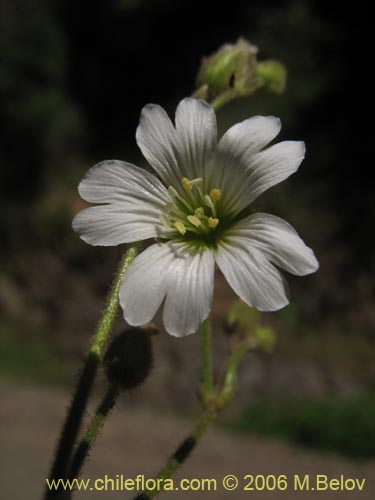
73, 160, 170, 246
136, 99, 217, 188
218, 115, 281, 159
216, 240, 290, 311
136, 104, 181, 187
72, 205, 162, 246
243, 141, 306, 204
119, 242, 215, 337
163, 243, 215, 337
206, 116, 281, 210
212, 115, 305, 215
229, 213, 319, 275
119, 244, 173, 326
78, 160, 170, 207
174, 98, 217, 179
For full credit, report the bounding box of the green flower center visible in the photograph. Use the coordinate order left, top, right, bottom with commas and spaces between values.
160, 177, 222, 238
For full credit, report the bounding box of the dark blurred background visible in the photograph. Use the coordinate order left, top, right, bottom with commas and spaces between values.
0, 0, 373, 464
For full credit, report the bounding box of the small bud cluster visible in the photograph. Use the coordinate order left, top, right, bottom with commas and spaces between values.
194, 37, 286, 106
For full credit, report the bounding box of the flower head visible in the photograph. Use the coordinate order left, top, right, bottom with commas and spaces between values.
73, 98, 318, 337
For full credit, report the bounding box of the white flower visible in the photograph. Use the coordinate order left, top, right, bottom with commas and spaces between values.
73, 98, 318, 337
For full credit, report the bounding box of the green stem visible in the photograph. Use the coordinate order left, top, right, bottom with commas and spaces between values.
218, 342, 248, 408
45, 242, 140, 499
210, 89, 236, 111
201, 318, 213, 399
133, 403, 218, 500
226, 343, 248, 383
133, 332, 252, 500
90, 242, 141, 358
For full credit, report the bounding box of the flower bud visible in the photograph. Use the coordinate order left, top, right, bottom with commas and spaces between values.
226, 299, 260, 335
253, 325, 276, 353
104, 324, 157, 390
256, 60, 287, 94
196, 38, 260, 101
194, 38, 287, 106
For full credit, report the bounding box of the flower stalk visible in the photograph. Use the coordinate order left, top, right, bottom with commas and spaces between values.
66, 383, 120, 484
200, 318, 213, 403
45, 242, 140, 498
133, 403, 218, 500
133, 329, 253, 500
90, 242, 141, 358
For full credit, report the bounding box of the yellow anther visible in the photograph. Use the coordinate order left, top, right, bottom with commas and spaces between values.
195, 207, 205, 217
181, 177, 203, 192
210, 188, 222, 202
208, 217, 219, 229
159, 214, 171, 228
187, 215, 201, 227
182, 177, 193, 191
174, 221, 186, 235
168, 186, 179, 197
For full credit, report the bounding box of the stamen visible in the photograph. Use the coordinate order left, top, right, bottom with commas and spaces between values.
210, 188, 222, 202
163, 202, 174, 213
181, 177, 192, 191
191, 177, 203, 185
168, 185, 194, 212
182, 177, 203, 192
174, 221, 186, 235
165, 180, 222, 237
159, 214, 171, 228
168, 186, 179, 198
208, 217, 219, 229
203, 194, 217, 217
168, 204, 188, 220
187, 215, 201, 227
194, 184, 204, 199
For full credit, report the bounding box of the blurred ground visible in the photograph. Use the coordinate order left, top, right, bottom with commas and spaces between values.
0, 381, 374, 500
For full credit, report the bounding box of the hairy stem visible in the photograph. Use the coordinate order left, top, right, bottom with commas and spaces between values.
133, 403, 218, 500
201, 318, 213, 400
44, 242, 140, 499
67, 384, 120, 483
133, 331, 252, 499
90, 242, 141, 358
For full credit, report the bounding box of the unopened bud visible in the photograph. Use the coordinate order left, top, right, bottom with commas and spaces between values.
254, 325, 276, 353
104, 324, 157, 390
196, 38, 260, 101
226, 299, 260, 335
194, 38, 287, 107
256, 60, 287, 94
